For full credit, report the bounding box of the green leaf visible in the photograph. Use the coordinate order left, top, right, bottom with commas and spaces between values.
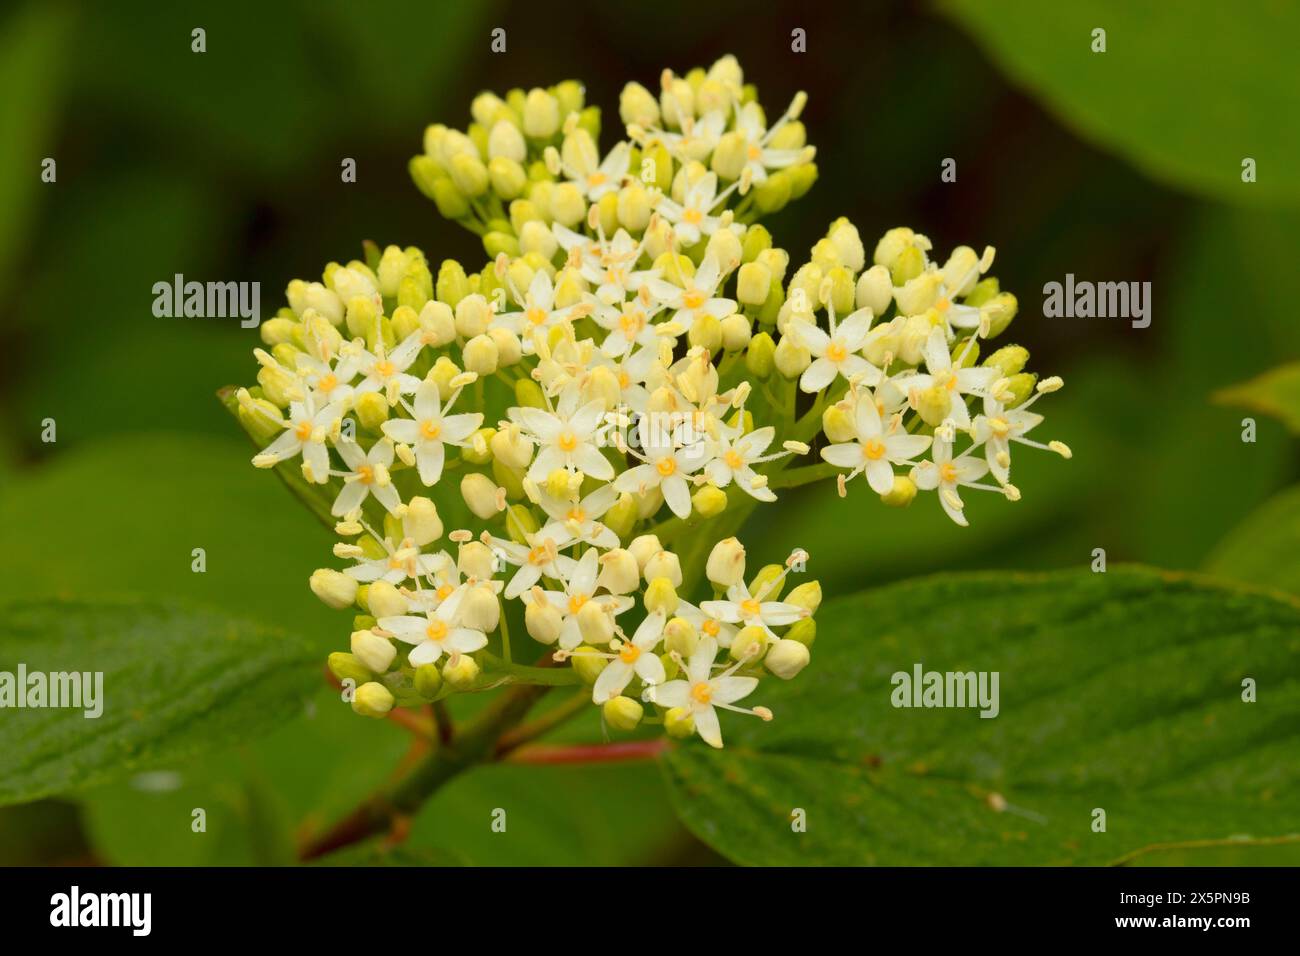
1206, 485, 1300, 597
941, 0, 1300, 206
1213, 363, 1300, 435
660, 567, 1300, 865
0, 598, 319, 807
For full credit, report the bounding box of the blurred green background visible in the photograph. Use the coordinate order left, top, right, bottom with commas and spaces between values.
2, 0, 1297, 864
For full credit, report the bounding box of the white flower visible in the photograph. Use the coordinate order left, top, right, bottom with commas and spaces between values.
589, 296, 663, 358
793, 307, 882, 393
592, 610, 668, 703
251, 398, 341, 483
558, 139, 632, 202
344, 537, 451, 585
536, 484, 621, 549
332, 439, 402, 516
495, 269, 587, 348
538, 549, 633, 649
353, 332, 424, 403
381, 380, 483, 486
379, 586, 488, 667
821, 390, 932, 494
675, 600, 739, 648
701, 579, 806, 640
909, 433, 995, 527
705, 425, 785, 502
732, 99, 809, 184
488, 533, 575, 600
971, 395, 1045, 485
644, 637, 768, 748
296, 351, 361, 409
577, 229, 658, 305
898, 327, 997, 430
514, 390, 613, 482
653, 110, 727, 164
615, 422, 705, 519
645, 255, 736, 335
654, 172, 737, 247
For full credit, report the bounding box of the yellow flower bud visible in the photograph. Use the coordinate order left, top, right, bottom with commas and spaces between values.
664, 616, 699, 657
913, 384, 952, 428
746, 331, 776, 378
984, 344, 1029, 377
753, 170, 792, 213
442, 655, 481, 690
710, 130, 748, 180
461, 473, 504, 519
774, 334, 811, 379
891, 245, 928, 288
489, 424, 532, 470
355, 391, 389, 432
719, 313, 752, 352
749, 563, 786, 600
462, 333, 499, 376
644, 550, 683, 587
688, 313, 722, 352
414, 663, 443, 698
644, 577, 679, 615
765, 638, 811, 679
523, 598, 563, 645
730, 625, 768, 662
785, 618, 817, 647
549, 182, 586, 227
664, 706, 695, 738
876, 474, 915, 508
310, 568, 358, 609
351, 629, 396, 673
603, 493, 638, 539
784, 581, 822, 615
449, 152, 489, 199
504, 502, 538, 542
827, 218, 865, 273
458, 540, 496, 581
705, 230, 742, 275
328, 652, 372, 686
603, 696, 644, 731
523, 87, 561, 138
616, 181, 652, 232
628, 534, 662, 571
619, 81, 660, 128
351, 681, 395, 718
706, 537, 747, 587
825, 266, 856, 315
692, 485, 728, 518
597, 548, 640, 595
454, 293, 491, 338
737, 262, 771, 307
1002, 372, 1037, 408
577, 600, 614, 645
366, 580, 408, 619
982, 292, 1018, 338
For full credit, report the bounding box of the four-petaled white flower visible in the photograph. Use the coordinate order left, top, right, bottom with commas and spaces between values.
910, 434, 992, 527
353, 333, 424, 403
379, 586, 488, 667
616, 423, 705, 519
515, 391, 613, 482
899, 327, 997, 430
821, 390, 932, 494
381, 380, 482, 486
488, 533, 575, 600
252, 398, 341, 483
536, 484, 622, 549
654, 173, 736, 247
332, 439, 401, 516
732, 100, 809, 184
645, 255, 736, 335
701, 580, 807, 640
644, 637, 767, 749
793, 307, 881, 393
539, 549, 634, 649
971, 395, 1045, 486
592, 610, 668, 703
496, 269, 587, 348
705, 425, 783, 502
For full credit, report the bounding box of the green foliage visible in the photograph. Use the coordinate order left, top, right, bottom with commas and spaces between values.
0, 598, 319, 807
1214, 363, 1300, 435
942, 0, 1300, 205
1206, 486, 1300, 597
661, 567, 1300, 865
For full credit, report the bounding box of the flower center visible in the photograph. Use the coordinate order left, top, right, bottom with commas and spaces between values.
690, 682, 713, 704
702, 619, 720, 637
619, 643, 641, 664
527, 545, 550, 566
683, 207, 703, 225
989, 416, 1010, 437
374, 360, 395, 378
295, 420, 313, 441
567, 593, 589, 615
935, 297, 951, 313
827, 342, 848, 363
557, 430, 578, 452
436, 584, 455, 601
619, 312, 643, 333
740, 598, 761, 618
862, 439, 886, 461
357, 465, 374, 485
420, 420, 442, 440
939, 462, 959, 483
318, 373, 338, 393
682, 289, 705, 310
566, 507, 586, 524
526, 307, 547, 326
656, 457, 677, 477
747, 144, 762, 161
587, 172, 607, 187
724, 450, 744, 469
425, 620, 448, 642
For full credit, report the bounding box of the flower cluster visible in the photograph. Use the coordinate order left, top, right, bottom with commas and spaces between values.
230, 56, 1068, 749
